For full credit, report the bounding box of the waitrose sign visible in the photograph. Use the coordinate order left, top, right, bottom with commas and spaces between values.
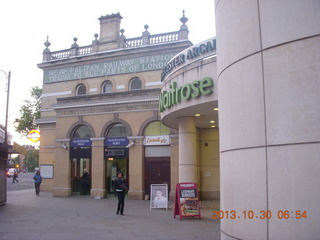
159, 77, 214, 112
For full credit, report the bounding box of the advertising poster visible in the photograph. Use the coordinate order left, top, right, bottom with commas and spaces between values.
150, 184, 168, 210
174, 182, 201, 220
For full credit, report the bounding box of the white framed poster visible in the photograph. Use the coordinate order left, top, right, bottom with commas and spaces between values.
150, 184, 168, 210
40, 164, 54, 179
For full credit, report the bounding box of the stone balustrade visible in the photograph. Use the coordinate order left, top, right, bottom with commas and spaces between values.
43, 30, 186, 62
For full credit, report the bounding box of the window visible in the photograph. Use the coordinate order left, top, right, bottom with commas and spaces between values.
76, 84, 86, 96
73, 125, 92, 138
129, 77, 142, 90
144, 121, 170, 136
107, 123, 128, 137
102, 80, 113, 93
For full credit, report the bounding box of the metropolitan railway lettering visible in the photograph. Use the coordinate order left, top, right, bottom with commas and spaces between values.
44, 53, 175, 83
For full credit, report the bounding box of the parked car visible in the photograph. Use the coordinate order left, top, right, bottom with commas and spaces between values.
6, 168, 15, 178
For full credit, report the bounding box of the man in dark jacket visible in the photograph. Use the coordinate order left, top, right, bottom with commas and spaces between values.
81, 169, 90, 195
13, 170, 19, 183
114, 171, 128, 215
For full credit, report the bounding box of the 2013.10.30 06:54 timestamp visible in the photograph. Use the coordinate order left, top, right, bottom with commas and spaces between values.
212, 210, 307, 220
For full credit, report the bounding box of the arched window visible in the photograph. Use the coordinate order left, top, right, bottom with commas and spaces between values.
107, 123, 128, 137
76, 84, 86, 96
102, 80, 113, 93
129, 77, 142, 90
72, 125, 92, 138
144, 121, 170, 136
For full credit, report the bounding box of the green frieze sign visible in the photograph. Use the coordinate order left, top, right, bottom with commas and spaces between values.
159, 77, 214, 112
43, 53, 176, 83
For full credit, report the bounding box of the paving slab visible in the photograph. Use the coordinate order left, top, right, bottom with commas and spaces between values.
0, 189, 220, 240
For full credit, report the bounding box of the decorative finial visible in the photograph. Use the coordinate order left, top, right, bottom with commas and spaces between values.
142, 24, 150, 37
71, 37, 79, 48
44, 36, 51, 48
120, 29, 125, 36
43, 36, 51, 55
180, 10, 188, 25
92, 33, 99, 45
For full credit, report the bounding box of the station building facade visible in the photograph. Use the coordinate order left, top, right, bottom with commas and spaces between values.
37, 12, 195, 200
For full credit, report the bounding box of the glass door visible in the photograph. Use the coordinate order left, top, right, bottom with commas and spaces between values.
71, 158, 91, 195
106, 157, 128, 194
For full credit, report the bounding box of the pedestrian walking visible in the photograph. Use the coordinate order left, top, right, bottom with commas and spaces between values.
33, 170, 42, 196
114, 171, 128, 215
12, 170, 19, 183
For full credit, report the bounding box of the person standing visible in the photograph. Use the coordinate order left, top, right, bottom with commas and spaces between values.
12, 170, 19, 183
33, 170, 42, 196
81, 169, 90, 195
114, 171, 128, 215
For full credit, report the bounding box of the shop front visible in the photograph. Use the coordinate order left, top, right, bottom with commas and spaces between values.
160, 37, 219, 199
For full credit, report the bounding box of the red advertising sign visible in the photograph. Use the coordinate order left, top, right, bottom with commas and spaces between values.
174, 182, 201, 221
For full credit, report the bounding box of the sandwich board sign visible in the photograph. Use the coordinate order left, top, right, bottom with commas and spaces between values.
174, 182, 201, 221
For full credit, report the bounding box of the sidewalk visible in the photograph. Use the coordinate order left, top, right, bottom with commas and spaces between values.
0, 189, 220, 240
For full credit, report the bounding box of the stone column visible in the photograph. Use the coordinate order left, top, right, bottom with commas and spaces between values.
128, 136, 144, 200
169, 134, 179, 200
178, 117, 197, 183
90, 138, 106, 198
53, 141, 71, 197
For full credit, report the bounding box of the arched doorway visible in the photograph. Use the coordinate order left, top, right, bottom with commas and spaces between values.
104, 123, 129, 194
70, 125, 92, 195
144, 121, 171, 196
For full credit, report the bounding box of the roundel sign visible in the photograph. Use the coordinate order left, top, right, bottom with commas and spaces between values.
27, 129, 40, 142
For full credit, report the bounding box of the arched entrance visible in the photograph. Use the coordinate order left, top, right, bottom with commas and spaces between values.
144, 121, 171, 196
104, 123, 129, 194
70, 125, 92, 195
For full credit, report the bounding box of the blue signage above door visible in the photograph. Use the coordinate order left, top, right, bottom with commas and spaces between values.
105, 137, 129, 146
71, 138, 92, 147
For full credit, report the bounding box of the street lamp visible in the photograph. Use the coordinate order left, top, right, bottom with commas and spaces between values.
0, 70, 11, 147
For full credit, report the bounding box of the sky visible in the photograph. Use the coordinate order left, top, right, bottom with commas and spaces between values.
0, 0, 216, 145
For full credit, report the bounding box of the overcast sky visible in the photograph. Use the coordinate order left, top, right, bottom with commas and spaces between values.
0, 0, 216, 144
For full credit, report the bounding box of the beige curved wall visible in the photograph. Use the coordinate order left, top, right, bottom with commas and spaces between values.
216, 1, 320, 239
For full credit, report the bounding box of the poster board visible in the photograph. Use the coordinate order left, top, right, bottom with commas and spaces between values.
174, 182, 201, 221
40, 164, 54, 179
150, 184, 168, 210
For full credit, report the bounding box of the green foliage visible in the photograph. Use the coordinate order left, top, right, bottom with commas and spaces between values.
15, 86, 42, 135
24, 149, 39, 172
9, 155, 21, 168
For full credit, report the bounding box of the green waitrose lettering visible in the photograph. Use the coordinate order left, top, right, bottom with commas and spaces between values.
159, 77, 214, 112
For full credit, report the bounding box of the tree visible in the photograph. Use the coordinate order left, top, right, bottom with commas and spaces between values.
24, 149, 39, 172
15, 86, 42, 136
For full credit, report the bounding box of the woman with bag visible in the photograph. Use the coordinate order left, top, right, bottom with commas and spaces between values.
114, 170, 128, 215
